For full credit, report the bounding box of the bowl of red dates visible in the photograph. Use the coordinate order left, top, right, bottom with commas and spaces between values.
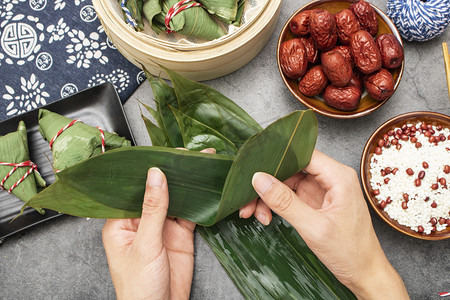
360, 112, 450, 240
277, 0, 404, 119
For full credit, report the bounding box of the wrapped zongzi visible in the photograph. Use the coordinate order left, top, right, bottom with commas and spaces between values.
0, 121, 46, 213
143, 0, 226, 40
38, 109, 131, 171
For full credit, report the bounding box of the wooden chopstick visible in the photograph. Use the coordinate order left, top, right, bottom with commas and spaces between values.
443, 42, 450, 103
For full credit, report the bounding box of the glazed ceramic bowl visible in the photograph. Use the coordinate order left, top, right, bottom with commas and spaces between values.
277, 0, 404, 119
360, 112, 450, 240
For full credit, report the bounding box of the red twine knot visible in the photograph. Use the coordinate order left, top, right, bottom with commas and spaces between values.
0, 161, 39, 193
165, 0, 202, 33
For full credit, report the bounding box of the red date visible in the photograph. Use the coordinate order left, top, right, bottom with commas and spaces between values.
321, 50, 352, 87
309, 9, 338, 52
323, 85, 362, 111
348, 71, 364, 91
350, 0, 378, 36
335, 9, 361, 45
376, 33, 404, 69
364, 68, 395, 101
279, 38, 308, 79
299, 36, 319, 64
298, 65, 328, 97
290, 10, 312, 36
331, 45, 354, 68
350, 30, 382, 74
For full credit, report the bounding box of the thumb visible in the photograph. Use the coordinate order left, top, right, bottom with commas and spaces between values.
252, 172, 319, 229
134, 167, 169, 247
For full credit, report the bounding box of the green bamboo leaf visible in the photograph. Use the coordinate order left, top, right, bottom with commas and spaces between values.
0, 121, 45, 213
161, 65, 263, 149
142, 0, 162, 30
160, 0, 226, 40
38, 109, 131, 171
145, 70, 184, 148
214, 110, 317, 223
198, 214, 356, 299
140, 101, 161, 124
198, 0, 239, 23
170, 106, 238, 155
231, 0, 245, 26
141, 114, 167, 147
23, 147, 233, 220
24, 110, 317, 226
119, 0, 145, 31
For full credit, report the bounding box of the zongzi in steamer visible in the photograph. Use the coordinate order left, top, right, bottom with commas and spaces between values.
0, 121, 46, 213
38, 109, 131, 171
144, 0, 226, 40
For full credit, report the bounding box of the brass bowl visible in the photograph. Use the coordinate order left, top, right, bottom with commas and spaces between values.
360, 112, 450, 240
277, 0, 404, 119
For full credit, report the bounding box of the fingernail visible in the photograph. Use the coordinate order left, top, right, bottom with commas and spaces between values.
147, 167, 163, 186
256, 213, 270, 226
252, 172, 274, 195
200, 148, 216, 154
239, 209, 244, 218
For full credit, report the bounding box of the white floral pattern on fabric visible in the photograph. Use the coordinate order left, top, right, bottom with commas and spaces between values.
66, 29, 108, 68
54, 0, 66, 10
80, 5, 97, 23
60, 83, 78, 97
0, 0, 143, 120
0, 0, 25, 21
106, 37, 117, 49
137, 71, 146, 84
74, 0, 87, 6
1, 14, 45, 66
46, 17, 69, 43
29, 0, 47, 11
88, 69, 130, 93
3, 74, 50, 116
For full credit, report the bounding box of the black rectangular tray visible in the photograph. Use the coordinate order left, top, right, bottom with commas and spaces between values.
0, 83, 135, 239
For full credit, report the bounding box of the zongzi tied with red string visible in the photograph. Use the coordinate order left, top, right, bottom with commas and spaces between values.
0, 121, 46, 213
38, 109, 131, 171
144, 0, 226, 40
123, 0, 244, 40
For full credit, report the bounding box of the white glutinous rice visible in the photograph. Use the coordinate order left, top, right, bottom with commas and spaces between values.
369, 122, 450, 234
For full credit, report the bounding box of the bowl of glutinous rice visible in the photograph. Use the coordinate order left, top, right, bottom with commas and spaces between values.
361, 111, 450, 240
93, 0, 281, 80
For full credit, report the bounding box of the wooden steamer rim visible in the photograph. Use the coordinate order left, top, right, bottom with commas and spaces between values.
93, 0, 282, 80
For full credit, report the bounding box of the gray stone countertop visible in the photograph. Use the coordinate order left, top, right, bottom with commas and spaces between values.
1, 0, 450, 299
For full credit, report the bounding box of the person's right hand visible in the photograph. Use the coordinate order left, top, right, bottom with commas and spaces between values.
239, 150, 409, 300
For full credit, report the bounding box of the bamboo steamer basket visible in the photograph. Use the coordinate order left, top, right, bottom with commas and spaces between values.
93, 0, 282, 81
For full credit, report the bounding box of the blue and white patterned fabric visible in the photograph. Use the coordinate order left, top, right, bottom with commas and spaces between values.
0, 0, 146, 121
388, 0, 450, 42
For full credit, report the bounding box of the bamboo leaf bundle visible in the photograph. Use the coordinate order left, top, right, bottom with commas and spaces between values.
23, 68, 355, 299
122, 0, 244, 40
38, 109, 131, 171
0, 122, 45, 213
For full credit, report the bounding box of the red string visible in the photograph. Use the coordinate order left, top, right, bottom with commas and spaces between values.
49, 119, 81, 150
97, 127, 106, 153
165, 0, 202, 33
51, 123, 106, 173
0, 161, 39, 194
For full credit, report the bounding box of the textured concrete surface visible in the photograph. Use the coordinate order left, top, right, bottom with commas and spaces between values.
1, 0, 450, 299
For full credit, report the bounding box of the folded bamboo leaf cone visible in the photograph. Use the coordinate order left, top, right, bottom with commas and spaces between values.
0, 121, 46, 213
38, 109, 131, 171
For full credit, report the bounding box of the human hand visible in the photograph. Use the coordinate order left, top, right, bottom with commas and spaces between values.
239, 150, 409, 299
102, 148, 215, 299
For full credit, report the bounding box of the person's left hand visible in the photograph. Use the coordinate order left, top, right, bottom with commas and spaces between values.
102, 148, 215, 299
